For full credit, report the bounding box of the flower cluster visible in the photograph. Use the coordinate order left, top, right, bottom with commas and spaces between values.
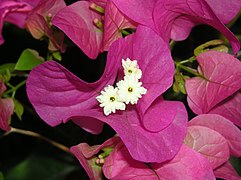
0, 0, 241, 179
96, 58, 147, 116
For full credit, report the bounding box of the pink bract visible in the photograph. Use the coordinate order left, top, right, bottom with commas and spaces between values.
70, 136, 120, 180
52, 0, 135, 59
214, 162, 241, 180
112, 0, 241, 55
184, 125, 229, 169
186, 114, 241, 179
103, 142, 215, 180
186, 50, 241, 115
189, 114, 241, 157
0, 81, 14, 131
77, 100, 187, 162
0, 0, 40, 44
26, 0, 66, 52
26, 54, 118, 134
209, 91, 241, 127
27, 26, 188, 163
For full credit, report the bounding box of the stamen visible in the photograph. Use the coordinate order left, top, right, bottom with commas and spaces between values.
128, 87, 133, 92
46, 13, 53, 26
95, 155, 105, 165
93, 18, 103, 30
110, 97, 115, 102
90, 3, 105, 14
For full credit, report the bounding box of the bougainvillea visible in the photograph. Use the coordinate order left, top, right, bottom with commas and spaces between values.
0, 0, 40, 44
0, 0, 241, 179
112, 0, 241, 54
0, 81, 14, 131
27, 25, 188, 162
185, 50, 241, 126
25, 0, 66, 52
52, 0, 135, 59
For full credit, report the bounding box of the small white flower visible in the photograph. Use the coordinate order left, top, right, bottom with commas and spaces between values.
122, 58, 142, 79
96, 85, 126, 116
117, 76, 147, 105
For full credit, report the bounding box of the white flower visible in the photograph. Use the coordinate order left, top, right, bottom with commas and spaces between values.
117, 76, 147, 105
122, 58, 142, 79
96, 85, 126, 116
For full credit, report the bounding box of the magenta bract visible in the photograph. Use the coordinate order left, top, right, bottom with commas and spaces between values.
27, 26, 188, 162
112, 0, 241, 55
0, 0, 39, 44
103, 143, 215, 180
52, 0, 135, 59
70, 136, 120, 180
0, 81, 14, 131
77, 100, 187, 162
26, 52, 119, 134
26, 0, 66, 52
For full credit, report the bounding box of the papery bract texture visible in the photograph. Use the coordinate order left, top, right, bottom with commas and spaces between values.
27, 25, 188, 163
112, 0, 156, 30
52, 1, 102, 59
26, 54, 119, 134
186, 51, 241, 115
0, 98, 14, 131
153, 0, 240, 54
108, 25, 174, 121
169, 0, 241, 41
184, 125, 230, 169
189, 114, 241, 157
112, 0, 240, 54
102, 0, 136, 51
205, 0, 241, 24
75, 100, 187, 163
26, 0, 66, 51
209, 91, 241, 127
52, 0, 134, 59
0, 81, 14, 131
70, 136, 120, 180
0, 0, 39, 44
214, 162, 241, 180
103, 143, 215, 180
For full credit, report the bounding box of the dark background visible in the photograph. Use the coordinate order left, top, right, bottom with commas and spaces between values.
0, 6, 240, 180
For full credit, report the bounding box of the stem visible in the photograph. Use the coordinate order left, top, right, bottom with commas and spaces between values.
6, 82, 15, 89
178, 56, 196, 64
3, 80, 26, 97
121, 29, 131, 36
175, 62, 203, 78
2, 127, 70, 154
169, 40, 176, 50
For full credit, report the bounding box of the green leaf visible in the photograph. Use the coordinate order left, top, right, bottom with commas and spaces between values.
173, 73, 189, 94
194, 39, 228, 56
0, 63, 16, 82
6, 154, 77, 180
0, 63, 15, 72
0, 172, 4, 180
13, 99, 24, 120
0, 69, 11, 82
52, 51, 62, 61
15, 49, 44, 71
